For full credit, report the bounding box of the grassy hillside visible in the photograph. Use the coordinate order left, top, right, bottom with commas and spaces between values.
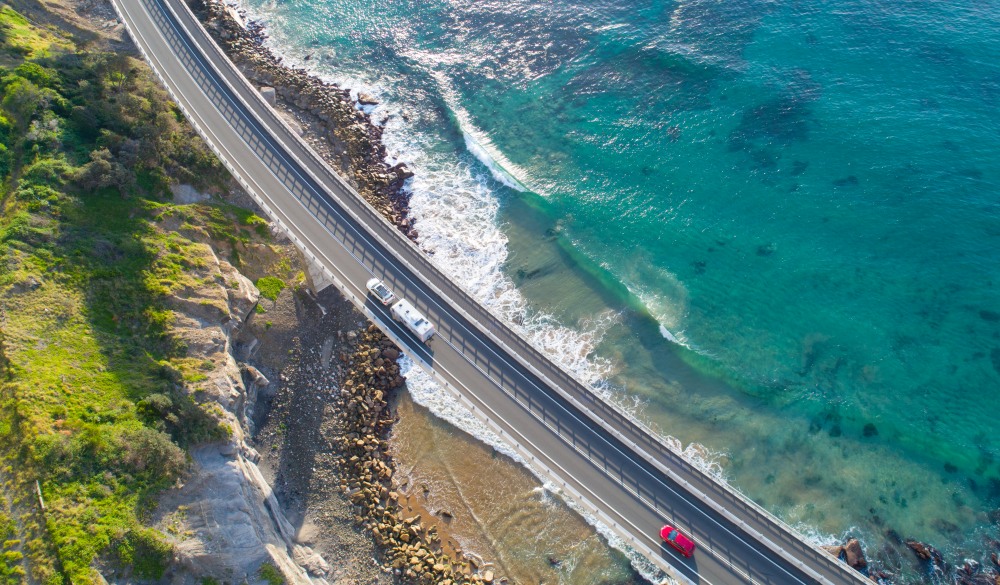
0, 6, 279, 583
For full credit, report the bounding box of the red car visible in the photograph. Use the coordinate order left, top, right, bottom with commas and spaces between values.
661, 525, 696, 558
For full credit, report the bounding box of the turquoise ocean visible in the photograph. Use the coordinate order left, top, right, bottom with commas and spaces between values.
235, 0, 1000, 580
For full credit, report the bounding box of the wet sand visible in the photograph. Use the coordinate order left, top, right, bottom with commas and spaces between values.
390, 391, 646, 585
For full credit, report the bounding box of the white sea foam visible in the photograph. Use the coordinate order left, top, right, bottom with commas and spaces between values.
427, 70, 531, 193
793, 523, 852, 549
462, 131, 524, 191
399, 356, 524, 465
400, 355, 674, 585
682, 442, 728, 480
627, 273, 696, 352
659, 324, 682, 343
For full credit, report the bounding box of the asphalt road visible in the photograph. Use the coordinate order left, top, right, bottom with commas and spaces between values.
112, 1, 871, 583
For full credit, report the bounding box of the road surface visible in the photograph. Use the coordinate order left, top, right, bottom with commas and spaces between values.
112, 1, 869, 583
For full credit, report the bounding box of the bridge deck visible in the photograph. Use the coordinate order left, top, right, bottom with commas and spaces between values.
112, 1, 870, 583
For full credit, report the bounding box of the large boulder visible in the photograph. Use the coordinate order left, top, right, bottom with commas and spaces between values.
906, 540, 934, 560
844, 539, 867, 569
170, 183, 212, 204
906, 539, 945, 571
260, 86, 277, 105
244, 365, 270, 388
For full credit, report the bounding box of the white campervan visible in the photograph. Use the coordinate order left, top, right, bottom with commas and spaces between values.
365, 279, 436, 343
389, 298, 436, 343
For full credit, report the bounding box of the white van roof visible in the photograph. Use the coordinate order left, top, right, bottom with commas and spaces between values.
391, 299, 435, 342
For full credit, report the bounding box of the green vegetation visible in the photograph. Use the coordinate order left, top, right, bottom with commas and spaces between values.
255, 276, 285, 301
0, 512, 25, 584
258, 562, 285, 585
0, 7, 290, 583
0, 7, 73, 63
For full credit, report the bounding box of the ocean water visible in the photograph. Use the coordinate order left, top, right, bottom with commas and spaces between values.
394, 357, 647, 585
235, 0, 1000, 580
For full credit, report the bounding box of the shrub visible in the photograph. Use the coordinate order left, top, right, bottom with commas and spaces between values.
0, 75, 42, 126
13, 62, 59, 90
255, 276, 285, 302
111, 528, 172, 580
258, 563, 284, 585
21, 156, 73, 187
117, 426, 185, 481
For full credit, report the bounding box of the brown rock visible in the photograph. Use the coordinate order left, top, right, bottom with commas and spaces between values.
844, 538, 867, 569
906, 539, 940, 563
389, 162, 415, 179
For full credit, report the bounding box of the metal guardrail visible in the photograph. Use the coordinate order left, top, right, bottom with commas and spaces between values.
117, 1, 866, 582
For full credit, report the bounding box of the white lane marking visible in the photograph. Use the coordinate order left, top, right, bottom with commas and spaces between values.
145, 16, 869, 584
127, 3, 845, 583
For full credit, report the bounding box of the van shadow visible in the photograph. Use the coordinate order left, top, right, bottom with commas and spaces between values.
363, 296, 436, 368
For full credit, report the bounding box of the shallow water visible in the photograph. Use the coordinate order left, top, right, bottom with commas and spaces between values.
237, 0, 1000, 580
391, 380, 642, 585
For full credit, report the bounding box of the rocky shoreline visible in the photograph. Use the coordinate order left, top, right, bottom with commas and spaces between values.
189, 0, 420, 241
241, 279, 497, 584
330, 326, 497, 583
177, 0, 505, 582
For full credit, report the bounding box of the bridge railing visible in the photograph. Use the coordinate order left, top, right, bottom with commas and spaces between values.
138, 2, 863, 582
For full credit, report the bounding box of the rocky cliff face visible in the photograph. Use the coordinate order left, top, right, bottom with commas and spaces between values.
146, 195, 333, 585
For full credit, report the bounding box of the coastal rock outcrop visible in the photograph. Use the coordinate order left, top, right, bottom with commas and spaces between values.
151, 238, 329, 584
906, 539, 941, 563
822, 538, 867, 573
844, 538, 867, 570
329, 324, 493, 583
193, 0, 419, 241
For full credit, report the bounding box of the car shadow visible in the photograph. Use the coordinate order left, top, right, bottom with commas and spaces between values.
660, 540, 699, 578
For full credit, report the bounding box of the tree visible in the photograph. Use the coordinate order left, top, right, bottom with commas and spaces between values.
0, 143, 11, 179
102, 54, 135, 95
77, 147, 114, 189
1, 76, 43, 128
